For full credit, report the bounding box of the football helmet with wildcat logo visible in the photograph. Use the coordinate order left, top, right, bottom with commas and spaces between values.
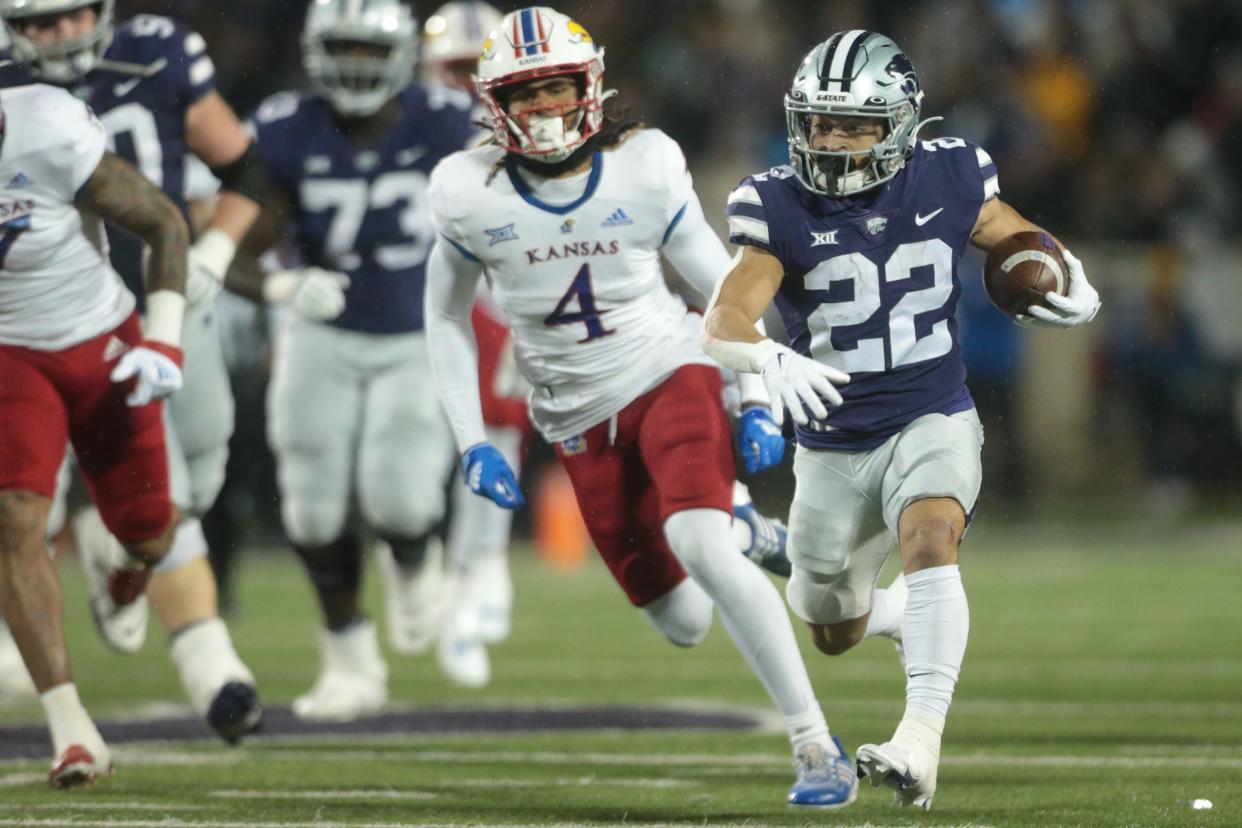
0, 0, 115, 82
785, 31, 936, 197
302, 0, 418, 118
475, 6, 613, 163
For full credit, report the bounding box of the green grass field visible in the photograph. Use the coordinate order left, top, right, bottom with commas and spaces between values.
2, 517, 1240, 827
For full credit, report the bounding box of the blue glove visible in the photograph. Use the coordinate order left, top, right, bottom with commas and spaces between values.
736, 407, 786, 475
461, 443, 525, 509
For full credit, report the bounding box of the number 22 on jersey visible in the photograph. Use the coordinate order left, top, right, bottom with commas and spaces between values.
806, 239, 954, 373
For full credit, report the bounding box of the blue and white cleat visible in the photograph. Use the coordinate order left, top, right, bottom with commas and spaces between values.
734, 501, 791, 578
856, 738, 938, 811
787, 736, 858, 808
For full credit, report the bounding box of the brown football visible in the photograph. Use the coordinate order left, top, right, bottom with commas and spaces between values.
982, 231, 1069, 317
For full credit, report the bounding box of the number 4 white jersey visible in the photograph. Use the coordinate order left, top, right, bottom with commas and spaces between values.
429, 129, 714, 442
0, 84, 133, 350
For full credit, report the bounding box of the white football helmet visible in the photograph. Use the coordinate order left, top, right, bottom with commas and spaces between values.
424, 1, 501, 63
302, 0, 418, 118
0, 0, 115, 82
476, 6, 612, 163
785, 30, 934, 197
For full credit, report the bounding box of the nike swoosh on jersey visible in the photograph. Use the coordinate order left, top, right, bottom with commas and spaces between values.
914, 207, 944, 226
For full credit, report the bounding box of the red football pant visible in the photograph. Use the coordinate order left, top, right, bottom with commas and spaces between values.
0, 314, 173, 543
555, 365, 734, 607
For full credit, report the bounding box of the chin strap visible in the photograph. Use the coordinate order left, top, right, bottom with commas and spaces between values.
908, 115, 944, 145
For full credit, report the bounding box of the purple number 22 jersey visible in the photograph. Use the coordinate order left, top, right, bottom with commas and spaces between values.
727, 137, 1000, 451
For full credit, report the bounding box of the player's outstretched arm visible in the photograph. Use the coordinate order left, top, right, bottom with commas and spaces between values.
425, 241, 524, 509
971, 198, 1100, 328
703, 246, 849, 427
77, 151, 191, 405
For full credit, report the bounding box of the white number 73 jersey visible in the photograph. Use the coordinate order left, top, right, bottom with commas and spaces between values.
429, 129, 714, 441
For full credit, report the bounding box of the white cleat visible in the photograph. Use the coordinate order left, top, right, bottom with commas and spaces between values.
293, 621, 388, 722
377, 539, 447, 656
75, 507, 149, 654
437, 606, 491, 688
0, 622, 36, 701
856, 738, 938, 811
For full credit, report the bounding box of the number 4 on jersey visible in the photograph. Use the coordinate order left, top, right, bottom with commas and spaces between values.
544, 263, 616, 343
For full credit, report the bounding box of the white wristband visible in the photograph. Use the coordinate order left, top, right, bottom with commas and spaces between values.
145, 289, 185, 347
192, 227, 237, 273
701, 334, 779, 374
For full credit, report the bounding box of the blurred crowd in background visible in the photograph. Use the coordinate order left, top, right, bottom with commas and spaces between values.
88, 0, 1241, 590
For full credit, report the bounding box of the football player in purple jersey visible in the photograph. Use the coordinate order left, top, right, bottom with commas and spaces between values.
0, 0, 267, 743
229, 0, 476, 721
704, 31, 1100, 810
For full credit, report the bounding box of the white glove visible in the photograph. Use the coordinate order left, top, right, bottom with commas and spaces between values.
110, 343, 183, 407
1016, 249, 1101, 329
263, 267, 350, 321
757, 341, 849, 427
183, 229, 236, 307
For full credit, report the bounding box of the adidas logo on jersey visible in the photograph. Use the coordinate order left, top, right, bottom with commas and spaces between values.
3, 173, 32, 189
600, 208, 634, 227
102, 336, 128, 363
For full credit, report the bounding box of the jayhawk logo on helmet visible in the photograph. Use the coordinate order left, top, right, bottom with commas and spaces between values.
566, 19, 592, 43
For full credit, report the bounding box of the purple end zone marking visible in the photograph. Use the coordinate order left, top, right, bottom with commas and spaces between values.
0, 705, 759, 760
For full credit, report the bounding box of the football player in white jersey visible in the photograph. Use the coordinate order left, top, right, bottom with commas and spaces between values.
0, 0, 267, 743
703, 32, 1100, 810
0, 81, 188, 786
426, 7, 857, 808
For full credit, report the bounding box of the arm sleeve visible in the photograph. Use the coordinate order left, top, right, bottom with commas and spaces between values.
660, 191, 732, 303
425, 240, 489, 452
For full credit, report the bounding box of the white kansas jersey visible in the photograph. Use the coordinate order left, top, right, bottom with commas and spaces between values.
429, 128, 714, 441
0, 84, 133, 350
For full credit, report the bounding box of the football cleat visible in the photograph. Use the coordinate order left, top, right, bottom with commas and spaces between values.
734, 502, 791, 577
206, 681, 263, 745
76, 507, 149, 654
48, 743, 112, 790
376, 539, 447, 656
856, 738, 938, 811
787, 737, 858, 808
293, 621, 388, 722
437, 627, 491, 689
0, 622, 36, 701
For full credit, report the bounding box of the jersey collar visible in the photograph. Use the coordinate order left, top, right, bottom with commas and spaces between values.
505, 150, 602, 215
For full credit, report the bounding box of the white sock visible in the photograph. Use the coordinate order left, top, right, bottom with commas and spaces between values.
663, 509, 823, 721
786, 708, 836, 757
901, 564, 968, 720
169, 618, 255, 716
863, 583, 906, 641
40, 683, 104, 756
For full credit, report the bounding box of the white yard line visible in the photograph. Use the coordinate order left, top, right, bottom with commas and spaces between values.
0, 821, 990, 828
210, 790, 438, 801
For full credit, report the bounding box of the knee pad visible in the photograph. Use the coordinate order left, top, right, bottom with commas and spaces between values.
786, 565, 861, 626
153, 518, 208, 574
293, 535, 363, 593
282, 497, 349, 548
641, 578, 713, 648
379, 529, 441, 570
103, 492, 173, 545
